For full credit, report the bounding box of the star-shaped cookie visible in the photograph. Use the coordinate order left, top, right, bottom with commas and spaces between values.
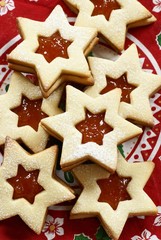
85, 44, 161, 127
128, 14, 156, 28
41, 85, 142, 172
63, 0, 153, 51
0, 71, 63, 153
70, 152, 157, 240
0, 137, 75, 233
7, 5, 98, 97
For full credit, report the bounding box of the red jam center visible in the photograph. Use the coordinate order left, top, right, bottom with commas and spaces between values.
97, 173, 131, 210
36, 31, 72, 63
91, 0, 120, 20
75, 110, 113, 145
100, 74, 136, 103
12, 96, 48, 131
7, 165, 44, 204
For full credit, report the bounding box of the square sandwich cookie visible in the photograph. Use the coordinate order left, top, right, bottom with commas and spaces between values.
63, 0, 155, 52
7, 5, 98, 98
41, 85, 142, 172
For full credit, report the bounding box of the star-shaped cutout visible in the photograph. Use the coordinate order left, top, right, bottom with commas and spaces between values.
41, 85, 142, 172
7, 5, 98, 97
70, 152, 157, 239
100, 73, 135, 103
85, 44, 161, 127
0, 137, 75, 234
0, 71, 63, 153
75, 109, 113, 145
7, 165, 44, 204
97, 172, 131, 210
63, 0, 153, 51
12, 95, 48, 131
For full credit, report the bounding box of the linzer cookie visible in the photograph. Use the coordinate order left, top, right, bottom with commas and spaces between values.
0, 137, 75, 233
63, 0, 154, 51
41, 85, 142, 172
128, 15, 156, 28
7, 5, 98, 97
0, 71, 63, 153
70, 152, 157, 240
85, 44, 161, 127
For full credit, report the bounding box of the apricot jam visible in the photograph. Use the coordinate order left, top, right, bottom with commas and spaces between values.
76, 110, 113, 145
7, 165, 44, 204
12, 96, 48, 131
91, 0, 120, 20
97, 173, 131, 210
100, 74, 135, 103
36, 31, 72, 63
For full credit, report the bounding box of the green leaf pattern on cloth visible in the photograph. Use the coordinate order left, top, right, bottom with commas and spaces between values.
156, 32, 161, 49
74, 233, 92, 240
118, 144, 125, 158
95, 226, 111, 240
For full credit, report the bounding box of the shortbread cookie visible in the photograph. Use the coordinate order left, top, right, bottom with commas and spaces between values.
0, 137, 75, 234
7, 5, 98, 97
128, 15, 156, 28
0, 71, 63, 153
85, 44, 161, 127
41, 85, 142, 172
7, 63, 93, 98
70, 152, 157, 240
63, 0, 153, 51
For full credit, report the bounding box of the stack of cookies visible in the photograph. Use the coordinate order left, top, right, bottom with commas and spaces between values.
0, 1, 160, 239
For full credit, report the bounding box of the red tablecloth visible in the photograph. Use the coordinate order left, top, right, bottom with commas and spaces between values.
0, 0, 161, 239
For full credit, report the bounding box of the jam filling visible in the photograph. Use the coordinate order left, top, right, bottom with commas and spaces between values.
91, 0, 120, 21
12, 96, 48, 131
36, 31, 72, 63
7, 165, 44, 204
97, 173, 131, 210
75, 110, 113, 145
100, 74, 136, 103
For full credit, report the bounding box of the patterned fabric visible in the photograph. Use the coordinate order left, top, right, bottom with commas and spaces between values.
0, 0, 161, 239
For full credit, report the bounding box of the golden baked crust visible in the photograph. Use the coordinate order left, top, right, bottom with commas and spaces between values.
41, 85, 142, 172
7, 5, 98, 97
70, 152, 157, 240
0, 137, 75, 233
128, 15, 156, 28
85, 44, 161, 127
0, 71, 63, 153
63, 0, 153, 51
